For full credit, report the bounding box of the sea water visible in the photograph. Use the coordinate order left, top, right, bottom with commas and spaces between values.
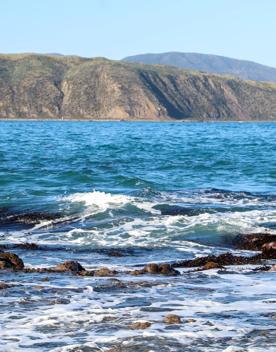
0, 121, 275, 351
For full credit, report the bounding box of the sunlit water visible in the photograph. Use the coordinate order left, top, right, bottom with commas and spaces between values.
0, 121, 275, 351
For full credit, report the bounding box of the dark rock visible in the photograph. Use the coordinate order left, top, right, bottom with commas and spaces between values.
174, 252, 263, 268
16, 242, 40, 250
262, 242, 276, 259
153, 204, 203, 216
163, 314, 182, 324
0, 259, 13, 269
262, 241, 276, 251
54, 260, 85, 272
0, 252, 24, 270
234, 233, 276, 251
253, 265, 271, 272
0, 211, 60, 226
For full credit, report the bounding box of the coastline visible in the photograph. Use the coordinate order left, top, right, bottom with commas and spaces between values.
0, 117, 276, 122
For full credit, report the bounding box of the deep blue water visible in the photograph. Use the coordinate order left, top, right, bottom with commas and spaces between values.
0, 122, 275, 204
0, 121, 275, 352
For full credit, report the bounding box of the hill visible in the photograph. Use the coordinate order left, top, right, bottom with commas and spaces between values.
123, 52, 276, 83
0, 53, 276, 120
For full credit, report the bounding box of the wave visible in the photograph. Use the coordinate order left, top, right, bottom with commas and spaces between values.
1, 189, 275, 253
61, 190, 160, 216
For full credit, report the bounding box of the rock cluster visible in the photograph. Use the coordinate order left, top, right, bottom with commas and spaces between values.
131, 263, 180, 276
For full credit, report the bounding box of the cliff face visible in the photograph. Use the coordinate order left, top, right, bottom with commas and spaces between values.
0, 54, 276, 120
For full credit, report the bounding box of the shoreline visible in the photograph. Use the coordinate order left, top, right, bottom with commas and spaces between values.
0, 118, 276, 123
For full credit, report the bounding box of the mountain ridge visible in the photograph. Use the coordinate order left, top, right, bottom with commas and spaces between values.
123, 52, 276, 83
0, 53, 276, 120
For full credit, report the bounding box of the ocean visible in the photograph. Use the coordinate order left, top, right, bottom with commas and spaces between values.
0, 121, 275, 351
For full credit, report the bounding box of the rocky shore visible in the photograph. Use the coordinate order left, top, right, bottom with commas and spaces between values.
1, 233, 275, 282
1, 234, 276, 351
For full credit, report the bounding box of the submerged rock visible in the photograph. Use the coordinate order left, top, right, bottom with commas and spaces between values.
94, 267, 117, 277
0, 211, 60, 226
105, 250, 125, 257
153, 204, 203, 216
186, 318, 196, 323
203, 261, 224, 270
129, 321, 151, 330
0, 252, 24, 270
130, 269, 146, 276
54, 260, 85, 272
77, 270, 95, 276
163, 314, 182, 324
0, 282, 11, 289
41, 277, 50, 282
15, 242, 40, 250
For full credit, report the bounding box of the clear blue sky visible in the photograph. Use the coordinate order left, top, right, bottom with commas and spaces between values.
1, 0, 276, 66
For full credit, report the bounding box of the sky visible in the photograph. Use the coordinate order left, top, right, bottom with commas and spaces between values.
1, 0, 276, 67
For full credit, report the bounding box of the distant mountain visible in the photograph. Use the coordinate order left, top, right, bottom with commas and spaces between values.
123, 52, 276, 83
0, 53, 276, 120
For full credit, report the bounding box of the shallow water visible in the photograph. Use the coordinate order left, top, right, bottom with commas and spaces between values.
0, 121, 275, 351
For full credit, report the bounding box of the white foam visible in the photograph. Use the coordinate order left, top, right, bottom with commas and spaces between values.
1, 270, 275, 351
61, 190, 160, 215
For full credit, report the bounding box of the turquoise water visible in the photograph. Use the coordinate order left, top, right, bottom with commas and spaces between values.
0, 121, 275, 351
